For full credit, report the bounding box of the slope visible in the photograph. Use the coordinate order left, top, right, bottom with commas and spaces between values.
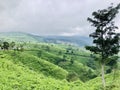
0, 32, 40, 43
0, 51, 86, 90
85, 71, 120, 90
0, 32, 92, 46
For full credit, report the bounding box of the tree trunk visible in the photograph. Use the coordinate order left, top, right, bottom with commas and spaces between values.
101, 63, 106, 89
113, 68, 117, 81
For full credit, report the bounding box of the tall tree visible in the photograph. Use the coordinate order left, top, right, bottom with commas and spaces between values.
85, 3, 120, 88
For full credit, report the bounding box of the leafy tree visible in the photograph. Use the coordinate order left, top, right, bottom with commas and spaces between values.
86, 59, 96, 70
19, 44, 24, 51
58, 51, 62, 55
37, 50, 42, 57
85, 3, 120, 88
45, 46, 50, 51
0, 40, 3, 48
2, 41, 9, 50
16, 44, 24, 51
62, 55, 67, 62
66, 72, 79, 82
70, 57, 74, 64
10, 42, 15, 49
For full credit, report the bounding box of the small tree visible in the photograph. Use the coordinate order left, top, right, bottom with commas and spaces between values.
85, 3, 120, 88
2, 41, 9, 50
10, 41, 15, 49
37, 50, 42, 57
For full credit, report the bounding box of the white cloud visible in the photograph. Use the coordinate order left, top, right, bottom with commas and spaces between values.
60, 25, 93, 36
0, 0, 120, 36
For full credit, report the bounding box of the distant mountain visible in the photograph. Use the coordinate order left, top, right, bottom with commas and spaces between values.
0, 32, 92, 46
42, 36, 92, 46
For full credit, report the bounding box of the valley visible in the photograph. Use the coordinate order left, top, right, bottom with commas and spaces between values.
0, 32, 120, 90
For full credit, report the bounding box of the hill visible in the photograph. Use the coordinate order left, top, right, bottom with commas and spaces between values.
41, 36, 92, 47
0, 32, 120, 90
0, 45, 120, 90
0, 52, 85, 90
0, 32, 92, 46
0, 32, 40, 43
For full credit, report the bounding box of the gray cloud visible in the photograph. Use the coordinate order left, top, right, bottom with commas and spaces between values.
0, 0, 120, 36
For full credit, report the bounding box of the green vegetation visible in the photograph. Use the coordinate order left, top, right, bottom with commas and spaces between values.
86, 3, 120, 89
0, 41, 119, 90
0, 55, 85, 90
0, 32, 40, 43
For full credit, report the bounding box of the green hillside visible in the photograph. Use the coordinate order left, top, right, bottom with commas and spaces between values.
85, 71, 120, 90
0, 32, 40, 43
0, 55, 85, 90
0, 32, 92, 46
0, 50, 87, 90
0, 44, 120, 90
0, 32, 119, 90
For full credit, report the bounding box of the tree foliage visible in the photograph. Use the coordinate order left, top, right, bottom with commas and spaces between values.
85, 3, 120, 88
2, 42, 9, 50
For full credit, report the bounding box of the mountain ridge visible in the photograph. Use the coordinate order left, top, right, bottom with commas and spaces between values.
0, 32, 92, 46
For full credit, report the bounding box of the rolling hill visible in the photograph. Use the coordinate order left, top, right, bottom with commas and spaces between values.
0, 43, 119, 90
0, 31, 119, 90
0, 32, 92, 46
0, 32, 40, 43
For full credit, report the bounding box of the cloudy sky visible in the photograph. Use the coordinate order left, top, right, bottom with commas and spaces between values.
0, 0, 120, 36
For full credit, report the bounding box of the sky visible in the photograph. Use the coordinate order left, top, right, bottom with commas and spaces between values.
0, 0, 120, 36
